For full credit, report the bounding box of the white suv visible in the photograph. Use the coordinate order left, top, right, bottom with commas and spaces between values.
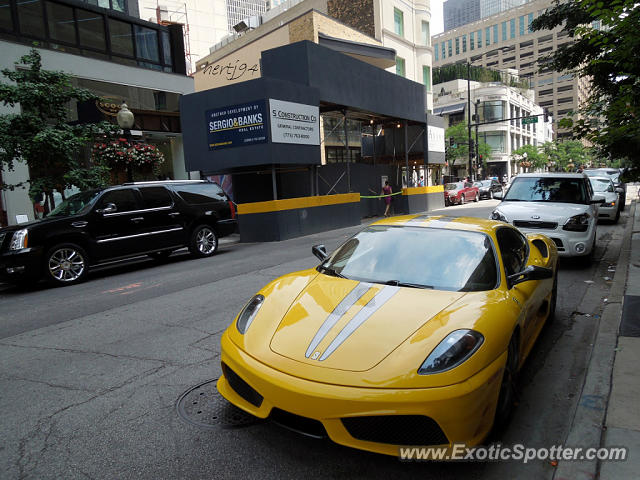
491, 173, 603, 261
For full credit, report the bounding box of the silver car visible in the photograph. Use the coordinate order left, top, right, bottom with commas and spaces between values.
589, 176, 620, 223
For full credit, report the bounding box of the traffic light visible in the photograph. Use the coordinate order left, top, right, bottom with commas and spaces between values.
449, 137, 455, 147
470, 139, 475, 151
544, 109, 550, 122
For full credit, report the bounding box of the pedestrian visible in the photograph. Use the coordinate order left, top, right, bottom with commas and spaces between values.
418, 175, 425, 187
381, 181, 393, 217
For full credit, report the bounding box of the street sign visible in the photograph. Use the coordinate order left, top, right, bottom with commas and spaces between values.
522, 116, 539, 125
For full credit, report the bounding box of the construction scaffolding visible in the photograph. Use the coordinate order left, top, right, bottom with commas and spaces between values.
156, 2, 193, 75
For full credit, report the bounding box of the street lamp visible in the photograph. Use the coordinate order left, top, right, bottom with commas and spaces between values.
117, 102, 135, 182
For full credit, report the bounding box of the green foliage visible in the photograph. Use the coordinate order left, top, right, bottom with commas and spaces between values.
0, 49, 112, 200
433, 64, 531, 89
541, 140, 594, 171
531, 0, 640, 166
445, 122, 492, 167
511, 144, 547, 170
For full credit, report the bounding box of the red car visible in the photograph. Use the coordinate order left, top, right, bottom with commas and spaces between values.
444, 181, 480, 206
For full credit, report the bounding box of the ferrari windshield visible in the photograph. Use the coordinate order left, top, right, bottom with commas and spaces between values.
445, 182, 462, 191
47, 190, 100, 217
320, 225, 498, 292
503, 177, 589, 204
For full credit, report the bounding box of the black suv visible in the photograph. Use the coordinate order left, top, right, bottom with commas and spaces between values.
0, 181, 237, 287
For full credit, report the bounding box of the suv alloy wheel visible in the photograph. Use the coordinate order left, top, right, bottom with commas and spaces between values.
44, 243, 89, 286
189, 225, 218, 257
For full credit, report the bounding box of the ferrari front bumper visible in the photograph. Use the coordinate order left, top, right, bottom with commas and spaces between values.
218, 332, 507, 456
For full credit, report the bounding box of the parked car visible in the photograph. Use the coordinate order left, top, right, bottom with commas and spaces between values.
444, 181, 479, 205
589, 176, 621, 223
584, 168, 626, 210
490, 173, 604, 263
0, 180, 237, 287
474, 179, 503, 200
217, 216, 558, 455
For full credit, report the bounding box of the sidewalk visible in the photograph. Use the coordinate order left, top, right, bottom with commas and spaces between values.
554, 185, 640, 480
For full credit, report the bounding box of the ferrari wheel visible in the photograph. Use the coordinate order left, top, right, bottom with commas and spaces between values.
493, 335, 519, 432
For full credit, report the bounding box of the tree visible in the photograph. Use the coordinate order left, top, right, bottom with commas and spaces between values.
511, 144, 546, 171
445, 122, 492, 172
541, 140, 592, 171
0, 49, 112, 207
531, 0, 640, 168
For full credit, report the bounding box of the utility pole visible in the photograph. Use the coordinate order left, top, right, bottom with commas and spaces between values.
467, 62, 473, 181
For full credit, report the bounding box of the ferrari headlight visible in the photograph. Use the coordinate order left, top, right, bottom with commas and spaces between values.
563, 213, 590, 232
490, 210, 507, 222
418, 329, 484, 375
236, 294, 264, 334
10, 229, 28, 250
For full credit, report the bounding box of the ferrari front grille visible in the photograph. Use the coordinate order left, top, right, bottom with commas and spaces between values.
221, 363, 263, 407
341, 415, 449, 446
513, 220, 558, 230
269, 408, 327, 439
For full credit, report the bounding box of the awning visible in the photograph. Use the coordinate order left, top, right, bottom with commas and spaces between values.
434, 102, 467, 116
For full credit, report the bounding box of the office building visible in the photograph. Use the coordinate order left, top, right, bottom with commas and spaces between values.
444, 0, 528, 31
434, 78, 553, 179
433, 0, 589, 139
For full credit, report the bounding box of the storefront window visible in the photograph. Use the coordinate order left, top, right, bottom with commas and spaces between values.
481, 132, 506, 152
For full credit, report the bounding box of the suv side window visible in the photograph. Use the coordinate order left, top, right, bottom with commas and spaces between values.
174, 183, 226, 204
96, 189, 138, 213
496, 227, 529, 277
139, 187, 172, 209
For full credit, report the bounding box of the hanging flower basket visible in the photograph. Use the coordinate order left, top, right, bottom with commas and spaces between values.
519, 160, 532, 168
91, 138, 165, 180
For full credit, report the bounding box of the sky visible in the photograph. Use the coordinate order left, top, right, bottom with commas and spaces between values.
431, 0, 445, 35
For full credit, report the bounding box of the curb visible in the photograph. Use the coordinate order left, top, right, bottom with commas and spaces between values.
552, 199, 636, 480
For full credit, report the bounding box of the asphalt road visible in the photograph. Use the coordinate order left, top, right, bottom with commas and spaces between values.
0, 198, 629, 479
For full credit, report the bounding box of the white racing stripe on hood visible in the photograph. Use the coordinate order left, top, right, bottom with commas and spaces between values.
318, 285, 400, 361
304, 282, 373, 358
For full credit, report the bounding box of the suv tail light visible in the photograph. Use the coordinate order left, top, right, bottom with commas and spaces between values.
228, 200, 236, 219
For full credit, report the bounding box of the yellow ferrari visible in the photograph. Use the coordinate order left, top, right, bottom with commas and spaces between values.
218, 215, 558, 455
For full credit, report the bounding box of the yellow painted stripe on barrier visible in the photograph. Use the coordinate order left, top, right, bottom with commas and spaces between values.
237, 193, 361, 214
402, 185, 444, 195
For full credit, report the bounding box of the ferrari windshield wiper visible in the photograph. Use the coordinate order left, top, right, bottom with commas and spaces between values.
320, 266, 346, 278
385, 280, 434, 289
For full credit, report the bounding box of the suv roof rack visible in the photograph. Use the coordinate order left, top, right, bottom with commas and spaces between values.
121, 180, 207, 185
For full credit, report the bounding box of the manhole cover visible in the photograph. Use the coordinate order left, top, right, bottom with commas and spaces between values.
176, 378, 262, 429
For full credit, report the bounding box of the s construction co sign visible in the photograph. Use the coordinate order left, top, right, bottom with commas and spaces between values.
269, 99, 320, 146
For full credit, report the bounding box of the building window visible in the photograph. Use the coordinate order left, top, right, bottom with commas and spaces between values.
480, 100, 505, 122
510, 18, 516, 38
480, 132, 506, 153
435, 43, 439, 60
470, 31, 475, 50
519, 15, 525, 35
46, 1, 76, 44
501, 21, 507, 41
17, 0, 45, 38
394, 8, 404, 37
485, 27, 491, 46
442, 41, 446, 59
396, 56, 405, 77
493, 24, 498, 44
462, 35, 466, 53
477, 29, 482, 47
423, 65, 431, 92
421, 21, 430, 45
455, 37, 459, 55
77, 9, 106, 51
134, 25, 159, 63
526, 14, 533, 33
448, 39, 452, 57
109, 18, 134, 57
